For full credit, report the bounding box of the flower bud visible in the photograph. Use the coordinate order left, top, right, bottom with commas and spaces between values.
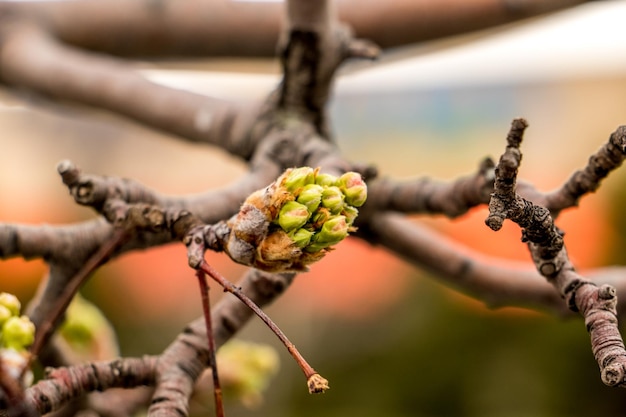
284, 167, 315, 192
306, 215, 349, 251
309, 208, 331, 230
2, 316, 35, 351
277, 201, 310, 232
296, 184, 323, 213
338, 172, 367, 207
0, 306, 12, 327
342, 205, 359, 227
289, 228, 314, 248
315, 173, 338, 187
0, 293, 21, 317
321, 186, 345, 214
316, 215, 349, 243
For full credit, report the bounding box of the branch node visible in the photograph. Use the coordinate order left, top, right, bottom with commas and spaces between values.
599, 284, 617, 301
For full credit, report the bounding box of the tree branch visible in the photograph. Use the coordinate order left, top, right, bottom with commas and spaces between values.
0, 0, 595, 58
486, 118, 626, 388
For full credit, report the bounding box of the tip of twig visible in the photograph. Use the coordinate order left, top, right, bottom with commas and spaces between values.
346, 39, 381, 60
57, 160, 80, 186
485, 214, 504, 231
307, 373, 329, 394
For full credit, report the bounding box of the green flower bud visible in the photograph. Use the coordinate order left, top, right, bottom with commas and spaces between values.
309, 208, 331, 230
0, 293, 21, 317
2, 316, 35, 351
277, 201, 310, 232
284, 167, 315, 192
315, 215, 349, 244
338, 172, 367, 207
315, 173, 338, 187
306, 215, 349, 251
0, 306, 12, 327
296, 184, 323, 213
342, 205, 359, 226
289, 228, 314, 248
321, 186, 345, 214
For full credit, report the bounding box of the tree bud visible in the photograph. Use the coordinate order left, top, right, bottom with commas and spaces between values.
321, 186, 345, 214
342, 205, 359, 227
338, 172, 367, 207
315, 173, 338, 187
284, 167, 315, 192
0, 293, 20, 317
304, 216, 349, 253
277, 201, 311, 232
296, 184, 323, 213
2, 316, 35, 351
289, 228, 314, 248
0, 306, 12, 327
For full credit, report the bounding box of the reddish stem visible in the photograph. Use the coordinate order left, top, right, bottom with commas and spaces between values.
195, 269, 225, 417
199, 261, 323, 385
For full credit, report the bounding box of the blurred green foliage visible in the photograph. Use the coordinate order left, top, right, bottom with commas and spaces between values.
273, 276, 626, 417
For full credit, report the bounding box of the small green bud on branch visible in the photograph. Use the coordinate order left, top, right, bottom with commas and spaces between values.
0, 293, 21, 317
277, 201, 311, 232
321, 186, 345, 214
2, 316, 35, 351
0, 294, 35, 387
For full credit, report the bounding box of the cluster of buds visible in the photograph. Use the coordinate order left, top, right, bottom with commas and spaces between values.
0, 292, 35, 386
223, 167, 367, 272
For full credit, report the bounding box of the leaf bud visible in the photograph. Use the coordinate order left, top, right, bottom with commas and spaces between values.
321, 186, 345, 214
277, 201, 311, 232
337, 172, 367, 207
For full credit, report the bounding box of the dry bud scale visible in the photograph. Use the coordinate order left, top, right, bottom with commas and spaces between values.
224, 167, 367, 272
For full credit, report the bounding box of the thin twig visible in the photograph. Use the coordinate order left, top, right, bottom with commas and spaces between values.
199, 260, 329, 393
29, 228, 129, 359
195, 269, 225, 417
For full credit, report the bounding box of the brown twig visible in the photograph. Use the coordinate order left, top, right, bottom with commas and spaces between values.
199, 260, 328, 394
23, 356, 157, 415
486, 118, 626, 388
29, 228, 128, 359
195, 270, 224, 417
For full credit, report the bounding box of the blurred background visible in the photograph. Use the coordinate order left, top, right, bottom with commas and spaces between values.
3, 0, 626, 416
